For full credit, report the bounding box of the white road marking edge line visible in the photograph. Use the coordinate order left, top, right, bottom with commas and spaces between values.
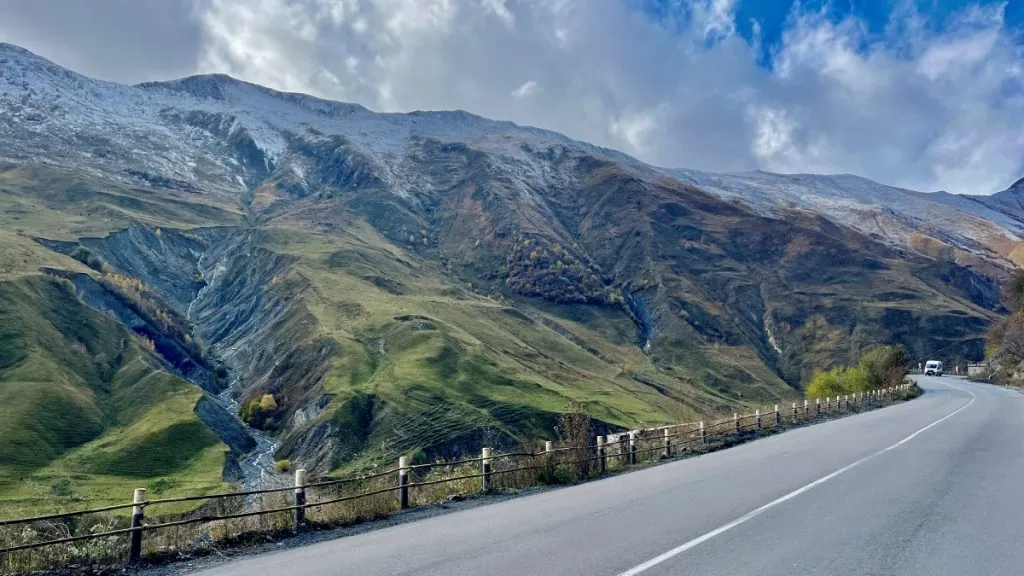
615, 380, 977, 576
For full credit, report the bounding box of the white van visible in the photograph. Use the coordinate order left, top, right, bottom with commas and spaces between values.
924, 360, 943, 376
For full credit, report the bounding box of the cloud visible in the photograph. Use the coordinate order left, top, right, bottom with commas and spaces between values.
0, 0, 201, 83
757, 1, 1024, 193
0, 0, 1021, 193
511, 80, 539, 99
610, 108, 660, 157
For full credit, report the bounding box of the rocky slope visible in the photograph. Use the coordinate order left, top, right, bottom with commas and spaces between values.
0, 43, 1010, 489
670, 169, 1024, 278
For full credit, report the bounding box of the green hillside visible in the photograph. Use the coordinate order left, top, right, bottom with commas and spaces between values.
0, 122, 1002, 497
0, 164, 239, 512
0, 275, 230, 511
261, 226, 731, 471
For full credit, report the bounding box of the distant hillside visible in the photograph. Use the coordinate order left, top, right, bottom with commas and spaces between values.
0, 43, 1006, 490
668, 169, 1024, 280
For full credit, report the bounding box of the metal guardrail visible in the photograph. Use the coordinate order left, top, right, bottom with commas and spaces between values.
0, 384, 915, 566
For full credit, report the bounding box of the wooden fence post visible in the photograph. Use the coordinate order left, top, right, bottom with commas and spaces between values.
545, 439, 556, 473
294, 468, 307, 529
618, 435, 628, 465
481, 448, 492, 492
791, 402, 798, 422
755, 409, 762, 430
734, 412, 739, 433
803, 399, 808, 418
597, 436, 606, 473
628, 431, 637, 465
774, 404, 780, 426
128, 487, 146, 565
699, 421, 705, 447
663, 428, 671, 457
398, 456, 410, 509
816, 398, 821, 415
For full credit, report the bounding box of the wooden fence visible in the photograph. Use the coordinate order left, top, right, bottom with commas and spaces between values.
0, 384, 916, 572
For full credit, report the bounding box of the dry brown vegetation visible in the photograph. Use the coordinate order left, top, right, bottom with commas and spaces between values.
986, 269, 1024, 382
98, 272, 208, 362
0, 379, 918, 574
504, 236, 617, 305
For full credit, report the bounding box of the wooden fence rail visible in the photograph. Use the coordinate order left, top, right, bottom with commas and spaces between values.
0, 384, 916, 568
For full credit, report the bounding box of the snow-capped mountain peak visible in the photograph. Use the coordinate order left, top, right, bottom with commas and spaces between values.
0, 42, 1021, 274
665, 167, 1024, 270
0, 43, 637, 201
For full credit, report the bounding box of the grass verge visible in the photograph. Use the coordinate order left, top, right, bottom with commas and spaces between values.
0, 383, 920, 575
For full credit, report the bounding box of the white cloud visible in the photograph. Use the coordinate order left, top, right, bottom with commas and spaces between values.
481, 0, 515, 29
610, 108, 660, 157
693, 0, 737, 41
511, 80, 539, 99
186, 0, 1024, 193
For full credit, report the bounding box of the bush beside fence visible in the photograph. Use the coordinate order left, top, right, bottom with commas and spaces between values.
0, 383, 918, 574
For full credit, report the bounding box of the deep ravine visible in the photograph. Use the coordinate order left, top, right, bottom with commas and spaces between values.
187, 237, 287, 497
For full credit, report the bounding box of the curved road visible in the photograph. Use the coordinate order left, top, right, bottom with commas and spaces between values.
192, 377, 1024, 575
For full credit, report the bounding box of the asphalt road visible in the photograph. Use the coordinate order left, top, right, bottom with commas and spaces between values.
192, 377, 1024, 575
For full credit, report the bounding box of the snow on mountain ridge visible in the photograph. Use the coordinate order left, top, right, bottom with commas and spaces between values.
0, 42, 631, 200
0, 42, 1021, 272
666, 167, 1023, 270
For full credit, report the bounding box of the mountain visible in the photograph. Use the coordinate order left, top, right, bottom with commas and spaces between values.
0, 43, 1007, 499
668, 169, 1024, 277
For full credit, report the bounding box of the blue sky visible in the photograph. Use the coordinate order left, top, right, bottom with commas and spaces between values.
1, 0, 1021, 194
636, 0, 1023, 62
738, 0, 1021, 49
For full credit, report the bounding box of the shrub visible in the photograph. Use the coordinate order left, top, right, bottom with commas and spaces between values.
1004, 269, 1024, 312
805, 345, 909, 398
136, 334, 156, 353
858, 345, 908, 389
988, 269, 1024, 383
97, 272, 209, 363
989, 316, 1024, 380
258, 394, 278, 412
275, 459, 292, 473
804, 369, 847, 399
410, 449, 428, 466
842, 366, 870, 391
149, 478, 173, 494
504, 235, 614, 304
240, 393, 282, 430
68, 245, 108, 273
